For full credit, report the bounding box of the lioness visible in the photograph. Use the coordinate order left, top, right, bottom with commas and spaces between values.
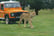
19, 12, 36, 28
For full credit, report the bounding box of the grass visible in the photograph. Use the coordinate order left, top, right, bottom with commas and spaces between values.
0, 9, 54, 36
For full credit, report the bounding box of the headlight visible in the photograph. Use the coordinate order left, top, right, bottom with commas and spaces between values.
11, 13, 14, 17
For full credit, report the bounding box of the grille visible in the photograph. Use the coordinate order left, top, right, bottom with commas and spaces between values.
14, 12, 28, 17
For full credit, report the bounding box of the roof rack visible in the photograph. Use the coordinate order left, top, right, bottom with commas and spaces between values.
0, 1, 19, 4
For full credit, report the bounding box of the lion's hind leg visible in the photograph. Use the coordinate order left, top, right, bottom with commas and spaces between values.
28, 19, 34, 28
24, 19, 27, 28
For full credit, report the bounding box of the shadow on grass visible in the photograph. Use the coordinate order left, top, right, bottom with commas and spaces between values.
0, 22, 18, 24
0, 22, 25, 25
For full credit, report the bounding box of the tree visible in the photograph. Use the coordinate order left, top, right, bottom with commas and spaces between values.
49, 0, 54, 9
27, 0, 44, 15
18, 0, 28, 10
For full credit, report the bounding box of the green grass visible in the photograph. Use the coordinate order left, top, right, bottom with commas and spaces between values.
0, 9, 54, 36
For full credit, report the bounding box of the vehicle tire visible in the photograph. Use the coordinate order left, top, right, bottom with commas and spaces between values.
5, 16, 9, 24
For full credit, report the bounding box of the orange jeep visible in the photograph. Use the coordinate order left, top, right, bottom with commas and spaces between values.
0, 1, 28, 24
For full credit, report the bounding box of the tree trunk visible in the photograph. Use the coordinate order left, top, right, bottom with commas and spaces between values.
22, 6, 25, 10
35, 9, 39, 15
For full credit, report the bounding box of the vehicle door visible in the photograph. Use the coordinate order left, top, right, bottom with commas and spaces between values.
0, 4, 4, 19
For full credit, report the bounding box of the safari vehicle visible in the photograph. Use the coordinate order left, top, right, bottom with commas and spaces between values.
0, 1, 28, 24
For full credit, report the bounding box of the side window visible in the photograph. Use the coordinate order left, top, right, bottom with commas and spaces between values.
1, 4, 4, 10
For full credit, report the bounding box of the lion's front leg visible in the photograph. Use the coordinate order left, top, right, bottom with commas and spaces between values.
24, 19, 26, 27
19, 18, 22, 26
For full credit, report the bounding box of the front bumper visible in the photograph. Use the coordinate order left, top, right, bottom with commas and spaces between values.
9, 12, 28, 21
9, 18, 20, 21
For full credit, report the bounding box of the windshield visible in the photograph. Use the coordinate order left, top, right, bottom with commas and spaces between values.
4, 3, 21, 8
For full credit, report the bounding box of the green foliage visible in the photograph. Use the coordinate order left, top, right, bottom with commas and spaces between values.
28, 0, 43, 9
1, 0, 54, 9
49, 0, 54, 9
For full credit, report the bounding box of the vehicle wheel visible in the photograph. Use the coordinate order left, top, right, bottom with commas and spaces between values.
5, 16, 9, 24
